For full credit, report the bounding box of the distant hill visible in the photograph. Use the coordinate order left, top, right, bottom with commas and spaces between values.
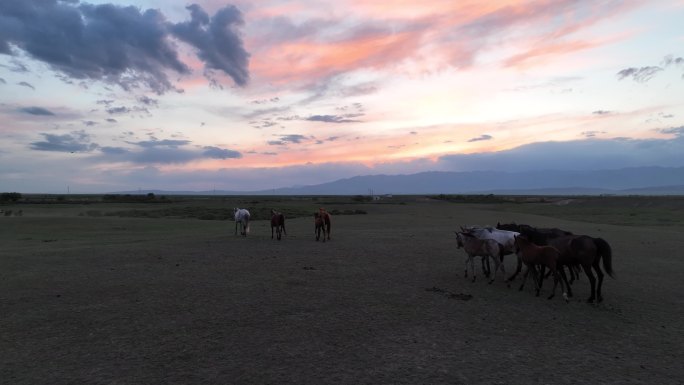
110, 166, 684, 196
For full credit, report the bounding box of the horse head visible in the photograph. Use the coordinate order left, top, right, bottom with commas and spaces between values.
454, 231, 464, 248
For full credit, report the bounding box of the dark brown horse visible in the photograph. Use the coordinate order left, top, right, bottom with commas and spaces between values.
270, 209, 286, 240
514, 235, 566, 301
547, 234, 614, 304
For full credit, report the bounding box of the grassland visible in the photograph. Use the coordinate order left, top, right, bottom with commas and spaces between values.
1, 194, 683, 384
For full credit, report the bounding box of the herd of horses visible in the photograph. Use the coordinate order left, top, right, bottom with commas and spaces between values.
232, 207, 331, 242
233, 206, 613, 304
455, 223, 614, 304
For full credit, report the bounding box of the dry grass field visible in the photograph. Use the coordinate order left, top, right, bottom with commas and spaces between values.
1, 195, 683, 384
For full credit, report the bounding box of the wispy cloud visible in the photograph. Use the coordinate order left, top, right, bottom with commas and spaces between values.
17, 81, 34, 90
617, 66, 663, 82
306, 114, 362, 123
467, 134, 493, 142
20, 106, 54, 116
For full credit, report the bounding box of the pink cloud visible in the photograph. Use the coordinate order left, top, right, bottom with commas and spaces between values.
244, 0, 647, 85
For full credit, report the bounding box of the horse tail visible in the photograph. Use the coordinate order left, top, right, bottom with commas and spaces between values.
594, 237, 614, 278
245, 214, 251, 235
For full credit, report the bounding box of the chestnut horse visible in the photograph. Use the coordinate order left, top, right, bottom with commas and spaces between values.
314, 208, 331, 242
270, 209, 286, 240
514, 235, 566, 301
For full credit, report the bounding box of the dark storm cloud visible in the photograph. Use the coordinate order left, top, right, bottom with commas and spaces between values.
0, 77, 5, 84
0, 1, 249, 93
82, 120, 98, 126
616, 66, 663, 82
170, 4, 250, 86
467, 134, 493, 142
592, 110, 612, 115
20, 106, 55, 116
106, 118, 117, 123
202, 146, 242, 159
30, 131, 98, 153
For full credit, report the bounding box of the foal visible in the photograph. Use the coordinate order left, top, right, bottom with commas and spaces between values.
270, 209, 286, 240
455, 232, 505, 284
514, 235, 567, 301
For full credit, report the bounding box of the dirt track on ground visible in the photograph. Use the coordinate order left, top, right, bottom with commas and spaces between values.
1, 201, 683, 384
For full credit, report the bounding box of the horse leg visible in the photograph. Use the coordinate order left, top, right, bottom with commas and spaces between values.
535, 265, 546, 297
547, 270, 565, 301
488, 255, 502, 284
519, 266, 530, 291
282, 223, 287, 236
235, 221, 238, 236
506, 253, 522, 283
559, 266, 573, 298
594, 259, 605, 303
582, 263, 597, 303
470, 255, 476, 282
271, 226, 274, 239
480, 257, 490, 278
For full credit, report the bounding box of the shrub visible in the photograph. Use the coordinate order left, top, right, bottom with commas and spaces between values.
1, 192, 22, 202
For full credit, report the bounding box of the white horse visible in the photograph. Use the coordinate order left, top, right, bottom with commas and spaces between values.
234, 208, 251, 236
461, 226, 520, 282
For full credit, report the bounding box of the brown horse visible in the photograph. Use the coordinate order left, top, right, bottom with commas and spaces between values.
514, 235, 567, 301
270, 209, 286, 240
314, 212, 327, 242
547, 234, 614, 304
316, 208, 331, 241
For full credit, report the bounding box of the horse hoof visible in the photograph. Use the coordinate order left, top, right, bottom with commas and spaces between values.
547, 295, 554, 300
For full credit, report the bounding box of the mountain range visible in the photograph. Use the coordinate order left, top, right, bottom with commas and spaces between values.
112, 166, 684, 196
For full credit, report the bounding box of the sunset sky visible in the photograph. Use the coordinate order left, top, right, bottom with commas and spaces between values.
1, 0, 683, 193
